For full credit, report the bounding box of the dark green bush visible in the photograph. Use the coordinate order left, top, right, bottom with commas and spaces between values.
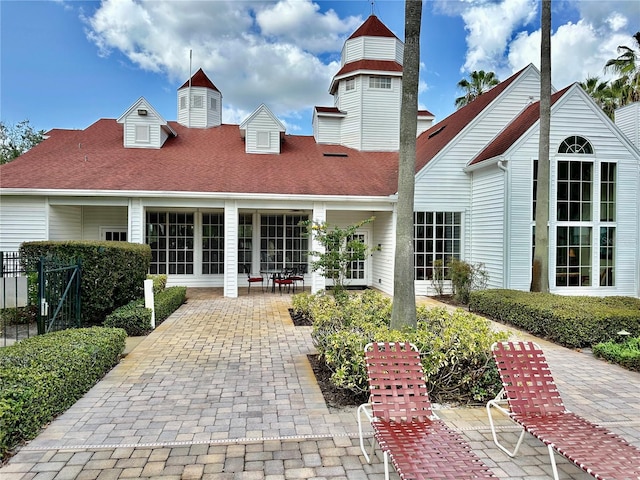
0, 327, 126, 459
104, 286, 186, 336
308, 290, 507, 404
19, 241, 151, 325
469, 289, 640, 348
593, 337, 640, 372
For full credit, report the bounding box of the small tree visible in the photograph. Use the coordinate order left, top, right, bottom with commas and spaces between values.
302, 217, 377, 296
0, 120, 46, 165
448, 258, 489, 304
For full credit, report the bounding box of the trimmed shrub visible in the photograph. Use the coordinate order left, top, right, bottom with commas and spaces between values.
19, 241, 151, 325
0, 327, 126, 459
593, 337, 640, 372
308, 290, 507, 404
148, 274, 167, 294
104, 286, 186, 336
469, 289, 640, 348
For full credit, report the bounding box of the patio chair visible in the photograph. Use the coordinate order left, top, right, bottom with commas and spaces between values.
288, 265, 305, 291
273, 270, 294, 294
242, 264, 264, 294
487, 341, 640, 480
358, 342, 495, 480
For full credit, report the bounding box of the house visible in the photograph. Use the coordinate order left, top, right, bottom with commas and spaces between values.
1, 15, 639, 299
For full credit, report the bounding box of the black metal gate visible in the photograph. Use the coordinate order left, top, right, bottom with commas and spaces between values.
38, 257, 82, 334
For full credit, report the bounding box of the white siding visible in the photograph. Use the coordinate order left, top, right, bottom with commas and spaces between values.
0, 196, 47, 251
470, 167, 505, 288
313, 116, 342, 144
244, 109, 283, 154
372, 210, 394, 295
615, 103, 640, 149
506, 87, 639, 296
361, 76, 401, 150
49, 205, 82, 240
339, 78, 363, 149
224, 201, 239, 297
82, 206, 128, 240
122, 101, 165, 149
342, 36, 402, 64
129, 198, 144, 244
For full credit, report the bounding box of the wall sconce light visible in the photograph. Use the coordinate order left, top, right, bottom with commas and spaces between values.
137, 109, 148, 116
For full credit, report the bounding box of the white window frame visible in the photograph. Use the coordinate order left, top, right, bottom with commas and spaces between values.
345, 77, 355, 91
180, 96, 187, 110
210, 97, 217, 111
369, 76, 391, 89
100, 226, 128, 242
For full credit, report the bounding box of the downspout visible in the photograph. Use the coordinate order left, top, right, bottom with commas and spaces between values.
497, 159, 510, 288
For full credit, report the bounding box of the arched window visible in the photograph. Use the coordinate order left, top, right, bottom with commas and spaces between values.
558, 136, 593, 154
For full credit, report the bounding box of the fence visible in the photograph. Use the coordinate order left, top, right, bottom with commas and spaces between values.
1, 251, 37, 346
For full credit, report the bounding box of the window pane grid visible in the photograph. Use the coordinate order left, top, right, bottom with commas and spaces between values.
260, 214, 308, 272
599, 227, 615, 286
202, 213, 225, 275
413, 211, 461, 280
146, 212, 194, 275
555, 226, 591, 286
557, 160, 592, 221
238, 214, 253, 271
600, 163, 616, 222
369, 76, 391, 89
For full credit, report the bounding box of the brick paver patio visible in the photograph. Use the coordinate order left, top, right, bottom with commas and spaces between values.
2, 288, 639, 479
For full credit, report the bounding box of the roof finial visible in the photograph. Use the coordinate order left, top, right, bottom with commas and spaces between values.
371, 0, 375, 15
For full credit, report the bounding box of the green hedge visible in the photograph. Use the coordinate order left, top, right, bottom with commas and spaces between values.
0, 327, 126, 459
19, 241, 151, 325
593, 337, 640, 372
303, 290, 508, 404
104, 286, 187, 336
469, 289, 640, 348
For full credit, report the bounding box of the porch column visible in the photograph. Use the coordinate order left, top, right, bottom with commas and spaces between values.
310, 203, 326, 294
224, 201, 238, 298
128, 198, 144, 244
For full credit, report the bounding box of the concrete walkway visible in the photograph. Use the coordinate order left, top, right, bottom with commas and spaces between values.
2, 289, 639, 479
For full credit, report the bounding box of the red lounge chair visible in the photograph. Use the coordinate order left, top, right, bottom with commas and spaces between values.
358, 342, 495, 480
487, 341, 640, 480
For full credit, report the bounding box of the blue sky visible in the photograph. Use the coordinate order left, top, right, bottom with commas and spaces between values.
1, 0, 638, 136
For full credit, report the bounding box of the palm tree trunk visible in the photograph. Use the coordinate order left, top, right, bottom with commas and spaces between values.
531, 0, 551, 293
391, 0, 422, 329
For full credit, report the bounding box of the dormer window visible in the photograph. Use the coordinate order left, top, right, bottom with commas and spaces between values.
369, 76, 391, 89
345, 77, 355, 91
135, 125, 150, 143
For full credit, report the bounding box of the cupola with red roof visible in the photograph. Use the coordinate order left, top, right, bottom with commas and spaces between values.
177, 68, 222, 128
313, 15, 412, 151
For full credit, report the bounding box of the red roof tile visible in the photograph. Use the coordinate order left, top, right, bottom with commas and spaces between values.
469, 85, 571, 166
415, 66, 528, 173
314, 106, 344, 114
418, 110, 434, 117
178, 68, 220, 92
348, 15, 397, 40
0, 120, 398, 197
334, 59, 403, 78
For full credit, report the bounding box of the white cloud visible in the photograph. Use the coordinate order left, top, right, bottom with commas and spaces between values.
507, 20, 635, 89
83, 0, 359, 126
454, 0, 638, 90
461, 0, 538, 73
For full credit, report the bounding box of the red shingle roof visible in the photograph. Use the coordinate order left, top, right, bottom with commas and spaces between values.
0, 120, 398, 197
178, 68, 220, 92
334, 59, 403, 78
348, 15, 397, 40
415, 66, 528, 172
469, 85, 571, 166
